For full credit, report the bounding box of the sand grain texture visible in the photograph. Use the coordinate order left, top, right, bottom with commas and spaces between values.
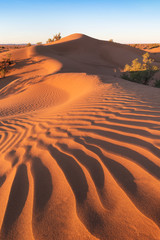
0, 34, 160, 240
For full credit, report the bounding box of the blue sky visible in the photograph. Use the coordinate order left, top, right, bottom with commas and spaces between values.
1, 0, 160, 44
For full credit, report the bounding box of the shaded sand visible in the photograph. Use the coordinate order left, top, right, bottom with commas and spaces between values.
0, 34, 160, 240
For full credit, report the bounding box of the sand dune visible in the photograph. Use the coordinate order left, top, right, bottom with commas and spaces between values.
0, 34, 160, 240
147, 47, 160, 53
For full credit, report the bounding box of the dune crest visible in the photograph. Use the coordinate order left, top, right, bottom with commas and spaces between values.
0, 34, 160, 240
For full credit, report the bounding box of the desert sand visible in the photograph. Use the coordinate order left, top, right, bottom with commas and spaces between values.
0, 34, 160, 240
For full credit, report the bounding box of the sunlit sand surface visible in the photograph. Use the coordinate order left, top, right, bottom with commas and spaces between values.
0, 34, 160, 240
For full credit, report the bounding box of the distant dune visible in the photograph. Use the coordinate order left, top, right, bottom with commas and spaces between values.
0, 34, 160, 240
129, 43, 160, 51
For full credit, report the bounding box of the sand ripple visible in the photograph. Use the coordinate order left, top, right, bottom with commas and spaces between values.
0, 78, 160, 240
0, 34, 160, 240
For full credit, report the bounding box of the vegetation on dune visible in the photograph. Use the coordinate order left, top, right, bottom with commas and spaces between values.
53, 33, 61, 41
121, 53, 159, 85
27, 43, 31, 47
130, 43, 160, 50
47, 38, 52, 43
0, 54, 13, 78
46, 33, 61, 43
148, 44, 160, 49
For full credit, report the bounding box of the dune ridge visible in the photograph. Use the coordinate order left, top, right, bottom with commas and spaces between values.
0, 34, 160, 240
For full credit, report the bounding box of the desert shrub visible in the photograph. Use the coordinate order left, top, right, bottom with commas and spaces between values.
27, 43, 31, 47
46, 38, 52, 44
109, 39, 113, 42
46, 33, 61, 43
129, 44, 160, 50
148, 44, 160, 49
154, 79, 160, 88
53, 33, 61, 41
122, 70, 154, 84
0, 61, 8, 78
5, 53, 13, 65
36, 42, 42, 45
0, 54, 13, 78
0, 68, 6, 78
122, 53, 159, 85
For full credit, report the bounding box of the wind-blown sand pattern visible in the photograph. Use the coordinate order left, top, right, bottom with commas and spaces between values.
0, 34, 160, 240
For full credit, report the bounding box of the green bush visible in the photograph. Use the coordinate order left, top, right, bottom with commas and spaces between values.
122, 53, 159, 85
122, 70, 155, 84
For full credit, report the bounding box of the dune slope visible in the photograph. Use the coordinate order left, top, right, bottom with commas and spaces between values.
0, 34, 160, 240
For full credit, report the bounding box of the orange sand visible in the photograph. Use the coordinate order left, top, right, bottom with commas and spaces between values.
0, 34, 160, 240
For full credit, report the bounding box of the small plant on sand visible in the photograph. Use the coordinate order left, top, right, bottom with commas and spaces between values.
36, 42, 42, 45
46, 38, 52, 44
46, 33, 61, 43
122, 53, 159, 85
109, 39, 113, 42
0, 54, 13, 78
27, 43, 31, 47
53, 33, 61, 41
0, 68, 6, 78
